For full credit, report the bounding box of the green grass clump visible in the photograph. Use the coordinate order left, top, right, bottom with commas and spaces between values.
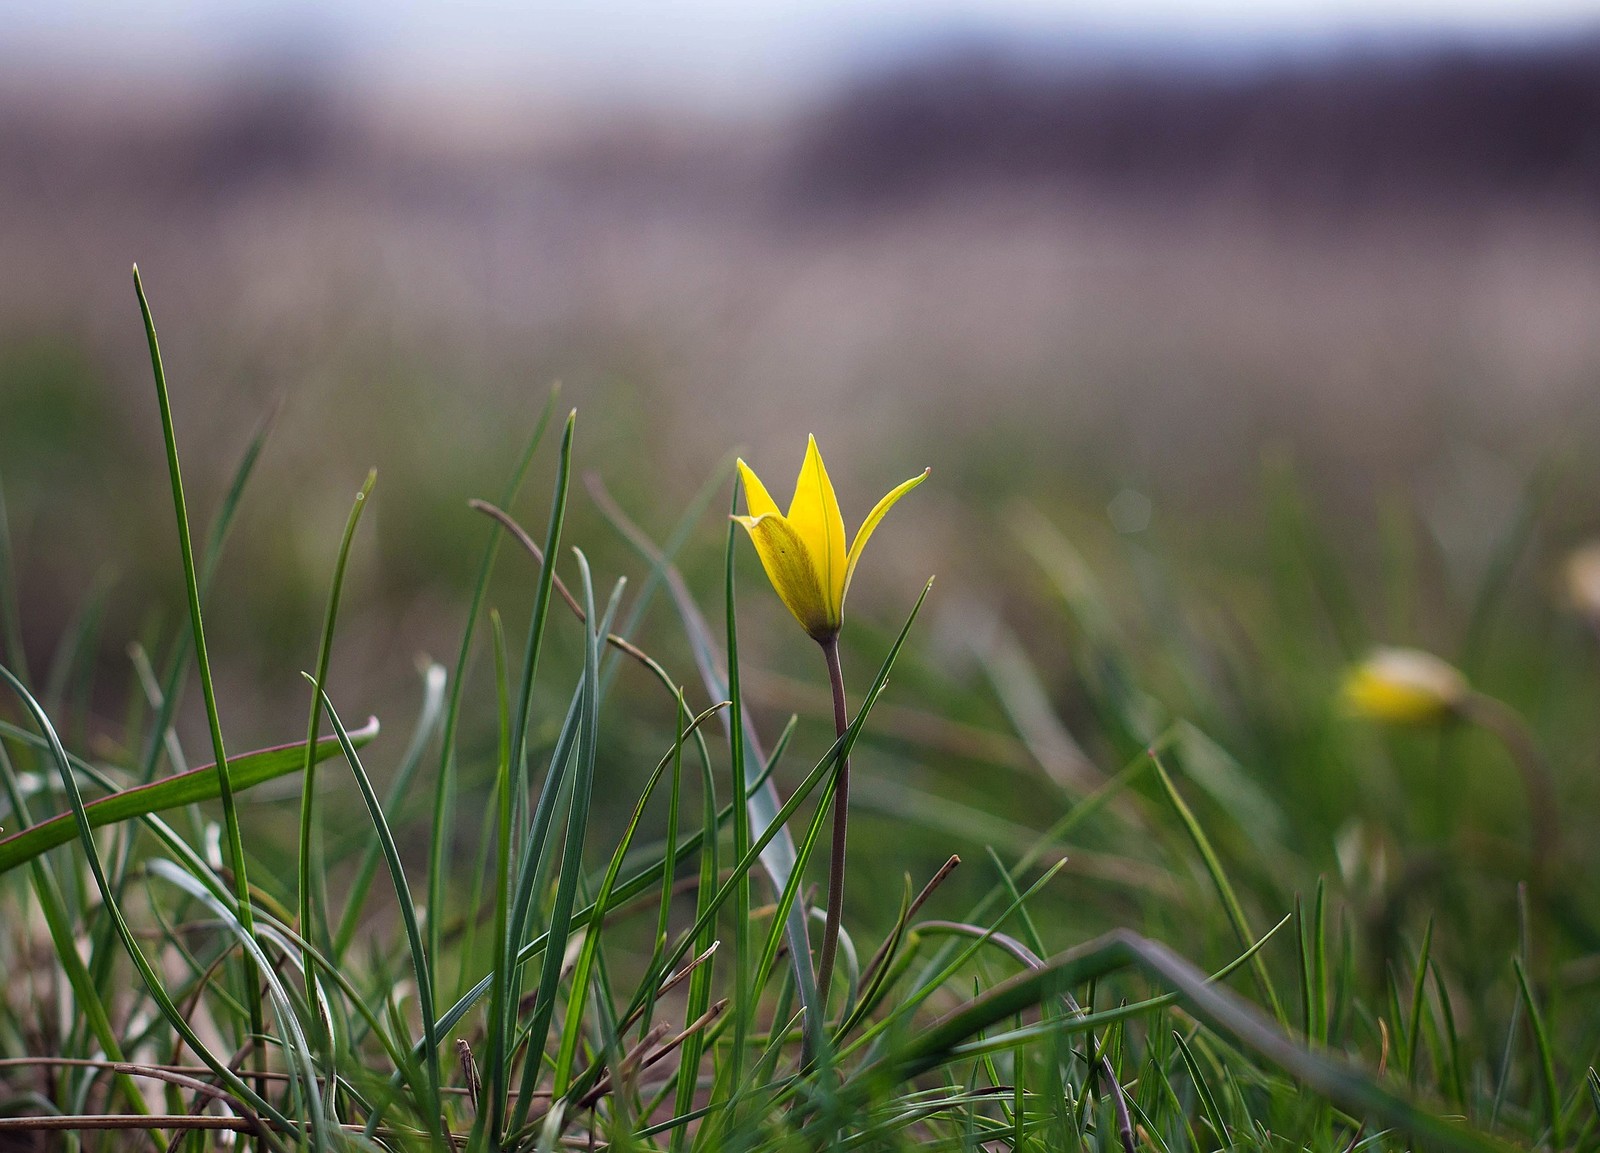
1, 272, 1596, 1151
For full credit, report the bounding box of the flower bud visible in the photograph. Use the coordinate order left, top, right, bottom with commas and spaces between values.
1564, 542, 1600, 625
1341, 647, 1468, 725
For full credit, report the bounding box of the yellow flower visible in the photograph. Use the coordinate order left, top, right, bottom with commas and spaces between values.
1563, 542, 1600, 624
735, 435, 928, 643
1341, 647, 1468, 725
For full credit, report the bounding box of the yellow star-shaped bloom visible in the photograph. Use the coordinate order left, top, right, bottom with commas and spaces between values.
735, 435, 927, 643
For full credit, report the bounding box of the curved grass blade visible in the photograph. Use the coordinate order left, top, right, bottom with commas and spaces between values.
315, 685, 444, 1142
860, 927, 1519, 1153
333, 661, 447, 957
0, 720, 378, 875
506, 557, 618, 1134
1149, 748, 1288, 1029
488, 409, 574, 1147
1513, 954, 1563, 1149
133, 264, 257, 964
298, 468, 376, 960
428, 386, 559, 969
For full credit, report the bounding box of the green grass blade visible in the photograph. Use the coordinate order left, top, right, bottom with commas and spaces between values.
1513, 954, 1563, 1148
476, 606, 514, 1153
487, 409, 575, 1146
428, 387, 558, 970
0, 480, 28, 685
1148, 748, 1288, 1029
509, 551, 606, 1130
0, 721, 378, 875
333, 662, 447, 957
132, 263, 256, 959
316, 685, 443, 1141
1173, 1029, 1229, 1148
297, 468, 376, 961
723, 484, 753, 1085
1406, 918, 1435, 1085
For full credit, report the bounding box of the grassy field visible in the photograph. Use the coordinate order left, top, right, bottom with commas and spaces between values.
2, 263, 1599, 1151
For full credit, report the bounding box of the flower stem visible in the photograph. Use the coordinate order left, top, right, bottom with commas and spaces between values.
816, 633, 851, 1008
1458, 691, 1560, 890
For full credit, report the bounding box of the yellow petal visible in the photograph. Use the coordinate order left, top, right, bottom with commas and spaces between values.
736, 458, 782, 521
734, 513, 838, 640
785, 435, 847, 618
843, 468, 929, 603
1341, 647, 1467, 725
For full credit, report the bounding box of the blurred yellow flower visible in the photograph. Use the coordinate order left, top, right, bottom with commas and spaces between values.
1563, 542, 1600, 624
735, 435, 927, 643
1341, 647, 1468, 725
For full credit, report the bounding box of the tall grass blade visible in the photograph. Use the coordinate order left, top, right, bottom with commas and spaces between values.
315, 685, 443, 1142
1148, 749, 1288, 1028
297, 468, 376, 960
509, 549, 604, 1131
132, 266, 263, 1069
486, 409, 575, 1146
723, 487, 753, 1085
1512, 954, 1563, 1149
333, 662, 447, 957
0, 481, 28, 685
428, 387, 559, 969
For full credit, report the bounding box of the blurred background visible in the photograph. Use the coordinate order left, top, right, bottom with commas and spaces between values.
7, 0, 1600, 952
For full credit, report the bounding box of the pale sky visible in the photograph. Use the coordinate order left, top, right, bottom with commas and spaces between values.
8, 0, 1600, 109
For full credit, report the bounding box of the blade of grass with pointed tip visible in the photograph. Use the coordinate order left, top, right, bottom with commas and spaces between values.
298, 468, 376, 969
1406, 918, 1435, 1085
486, 410, 575, 1146
316, 686, 443, 1142
1513, 954, 1562, 1148
0, 721, 378, 875
133, 266, 262, 1069
334, 663, 447, 958
429, 387, 559, 969
508, 555, 611, 1133
1174, 1028, 1229, 1147
723, 487, 752, 1086
473, 605, 513, 1153
0, 482, 28, 685
1149, 748, 1288, 1029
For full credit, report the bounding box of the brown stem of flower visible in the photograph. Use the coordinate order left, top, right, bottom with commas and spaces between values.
1458, 691, 1560, 893
816, 633, 851, 1010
